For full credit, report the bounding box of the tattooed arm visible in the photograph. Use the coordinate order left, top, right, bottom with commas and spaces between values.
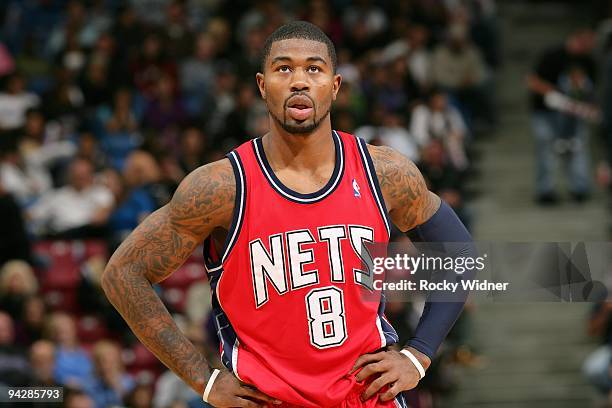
367, 144, 440, 232
101, 159, 235, 395
102, 159, 281, 407
367, 144, 438, 374
351, 145, 474, 402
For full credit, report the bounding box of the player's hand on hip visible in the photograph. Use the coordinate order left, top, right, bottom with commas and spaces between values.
349, 348, 430, 402
207, 369, 282, 407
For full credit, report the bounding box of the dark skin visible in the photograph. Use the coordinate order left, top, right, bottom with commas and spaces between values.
102, 38, 439, 406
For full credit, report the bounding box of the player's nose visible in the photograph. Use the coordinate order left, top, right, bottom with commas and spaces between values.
290, 69, 309, 92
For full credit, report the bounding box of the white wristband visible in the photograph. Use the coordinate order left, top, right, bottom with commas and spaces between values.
202, 369, 221, 403
400, 349, 426, 379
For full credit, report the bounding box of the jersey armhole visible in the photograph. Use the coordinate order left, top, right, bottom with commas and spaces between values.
355, 137, 392, 238
203, 151, 247, 273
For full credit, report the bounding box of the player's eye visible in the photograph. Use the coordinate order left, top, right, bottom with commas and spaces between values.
308, 66, 321, 73
277, 66, 291, 73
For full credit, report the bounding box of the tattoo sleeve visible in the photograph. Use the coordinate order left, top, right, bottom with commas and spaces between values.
368, 145, 440, 232
101, 159, 235, 395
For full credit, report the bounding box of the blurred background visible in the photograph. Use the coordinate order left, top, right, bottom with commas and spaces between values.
1, 0, 612, 407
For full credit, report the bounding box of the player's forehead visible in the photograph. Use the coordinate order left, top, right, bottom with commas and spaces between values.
267, 38, 330, 66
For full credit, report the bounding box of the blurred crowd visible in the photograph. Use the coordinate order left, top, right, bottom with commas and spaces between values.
0, 0, 500, 407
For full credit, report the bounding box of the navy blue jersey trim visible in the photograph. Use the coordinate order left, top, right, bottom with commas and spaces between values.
252, 130, 345, 204
203, 151, 246, 273
355, 137, 392, 237
209, 268, 240, 376
378, 292, 399, 345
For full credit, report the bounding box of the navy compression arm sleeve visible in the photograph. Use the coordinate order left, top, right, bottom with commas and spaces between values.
405, 200, 476, 359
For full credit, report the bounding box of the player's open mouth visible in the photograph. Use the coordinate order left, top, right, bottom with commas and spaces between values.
287, 106, 313, 121
287, 96, 314, 121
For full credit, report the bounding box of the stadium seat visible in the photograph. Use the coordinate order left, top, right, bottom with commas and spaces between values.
83, 240, 109, 259
124, 342, 159, 370
160, 261, 206, 289
34, 240, 110, 313
34, 241, 83, 290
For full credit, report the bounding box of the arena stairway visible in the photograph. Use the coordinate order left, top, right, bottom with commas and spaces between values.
441, 2, 607, 407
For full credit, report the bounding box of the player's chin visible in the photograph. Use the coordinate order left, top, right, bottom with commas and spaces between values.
283, 119, 318, 134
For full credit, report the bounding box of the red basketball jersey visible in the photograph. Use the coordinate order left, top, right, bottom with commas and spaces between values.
204, 131, 400, 407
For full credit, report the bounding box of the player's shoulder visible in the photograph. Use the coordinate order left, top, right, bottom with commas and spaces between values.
365, 143, 429, 215
168, 158, 236, 229
181, 158, 235, 194
366, 143, 422, 183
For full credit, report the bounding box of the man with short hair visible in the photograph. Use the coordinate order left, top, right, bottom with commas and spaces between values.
28, 158, 114, 238
103, 21, 474, 407
528, 29, 597, 204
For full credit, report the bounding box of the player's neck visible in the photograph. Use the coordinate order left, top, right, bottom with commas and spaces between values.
263, 121, 335, 173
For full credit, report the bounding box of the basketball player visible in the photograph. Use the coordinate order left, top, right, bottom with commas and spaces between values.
102, 21, 474, 407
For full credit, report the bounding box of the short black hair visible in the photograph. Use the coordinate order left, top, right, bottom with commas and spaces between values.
260, 21, 337, 73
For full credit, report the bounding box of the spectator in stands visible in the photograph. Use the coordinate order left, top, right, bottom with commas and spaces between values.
80, 41, 114, 109
411, 88, 470, 171
382, 54, 422, 113
0, 132, 53, 206
153, 369, 201, 408
45, 312, 94, 389
15, 295, 46, 346
600, 33, 612, 194
56, 29, 87, 75
237, 23, 270, 81
28, 158, 114, 239
0, 260, 38, 318
176, 125, 208, 175
0, 311, 30, 386
223, 83, 267, 147
0, 179, 31, 265
332, 80, 366, 128
185, 282, 212, 331
96, 87, 143, 170
163, 0, 196, 60
355, 108, 420, 163
0, 72, 40, 131
12, 35, 50, 94
528, 29, 596, 204
143, 73, 186, 154
19, 109, 77, 185
97, 86, 140, 134
341, 0, 388, 58
64, 388, 95, 408
207, 61, 238, 143
124, 383, 154, 408
40, 69, 85, 131
180, 32, 217, 116
76, 130, 107, 172
20, 109, 47, 146
554, 65, 595, 202
419, 139, 471, 231
29, 340, 58, 386
432, 22, 492, 128
106, 167, 156, 246
46, 1, 104, 58
86, 340, 135, 408
406, 25, 433, 89
583, 302, 612, 400
122, 150, 171, 208
302, 0, 344, 45
131, 32, 177, 101
111, 6, 144, 72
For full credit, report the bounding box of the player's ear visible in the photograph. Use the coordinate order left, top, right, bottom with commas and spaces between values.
256, 72, 266, 100
331, 74, 342, 101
